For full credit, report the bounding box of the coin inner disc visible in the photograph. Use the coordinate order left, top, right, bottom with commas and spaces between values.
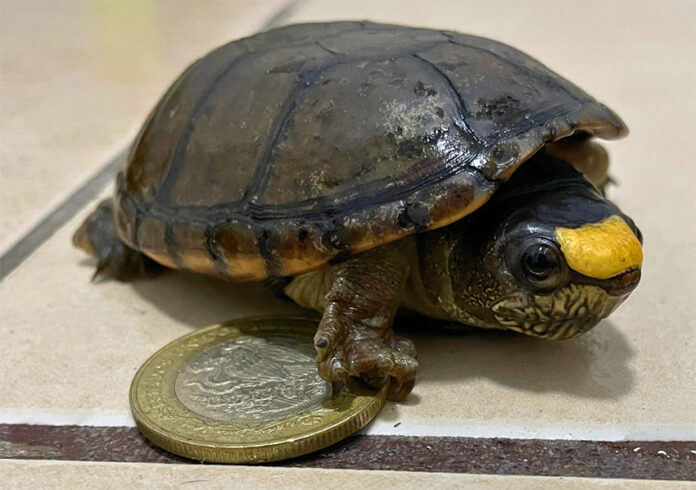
174, 335, 331, 423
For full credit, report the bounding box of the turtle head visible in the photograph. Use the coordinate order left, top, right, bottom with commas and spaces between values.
429, 154, 642, 339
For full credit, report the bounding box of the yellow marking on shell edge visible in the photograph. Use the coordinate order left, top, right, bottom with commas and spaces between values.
555, 215, 642, 280
181, 254, 219, 277
225, 257, 268, 281
144, 250, 177, 269
427, 192, 492, 232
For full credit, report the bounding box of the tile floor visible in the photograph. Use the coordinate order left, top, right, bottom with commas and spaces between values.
4, 460, 689, 490
1, 0, 694, 486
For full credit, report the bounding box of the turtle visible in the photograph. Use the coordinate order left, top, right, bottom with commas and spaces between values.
73, 22, 643, 401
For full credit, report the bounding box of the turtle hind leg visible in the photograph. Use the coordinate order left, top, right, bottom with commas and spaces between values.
73, 199, 162, 281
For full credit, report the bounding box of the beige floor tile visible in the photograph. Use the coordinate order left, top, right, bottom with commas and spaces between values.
0, 460, 689, 489
1, 0, 694, 442
0, 0, 289, 255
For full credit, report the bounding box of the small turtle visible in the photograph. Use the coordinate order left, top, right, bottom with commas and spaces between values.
74, 22, 643, 401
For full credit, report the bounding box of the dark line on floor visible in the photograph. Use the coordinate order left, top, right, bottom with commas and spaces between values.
258, 0, 306, 33
0, 150, 127, 281
0, 0, 302, 281
0, 424, 694, 480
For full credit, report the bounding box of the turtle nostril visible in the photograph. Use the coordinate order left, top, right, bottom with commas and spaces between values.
612, 268, 641, 295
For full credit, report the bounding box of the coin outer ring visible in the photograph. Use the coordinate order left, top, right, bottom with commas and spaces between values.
129, 316, 388, 463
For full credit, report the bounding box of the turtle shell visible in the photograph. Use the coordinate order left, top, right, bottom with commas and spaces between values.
115, 21, 627, 280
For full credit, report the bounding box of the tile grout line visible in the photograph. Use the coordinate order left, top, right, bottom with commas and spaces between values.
0, 0, 304, 281
1, 425, 694, 480
259, 0, 307, 33
1, 409, 694, 442
0, 150, 128, 280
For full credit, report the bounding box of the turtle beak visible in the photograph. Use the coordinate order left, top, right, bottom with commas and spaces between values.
604, 267, 641, 296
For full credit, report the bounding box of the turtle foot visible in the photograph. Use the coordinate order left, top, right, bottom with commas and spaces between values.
73, 199, 162, 281
314, 320, 419, 402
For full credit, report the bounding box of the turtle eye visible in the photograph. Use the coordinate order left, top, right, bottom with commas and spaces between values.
521, 242, 563, 289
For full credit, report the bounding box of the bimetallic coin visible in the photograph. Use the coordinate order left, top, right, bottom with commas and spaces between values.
130, 317, 387, 463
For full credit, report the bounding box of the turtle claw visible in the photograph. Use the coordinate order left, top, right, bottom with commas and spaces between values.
388, 377, 416, 402
315, 327, 419, 401
328, 357, 349, 380
92, 256, 114, 282
390, 336, 417, 356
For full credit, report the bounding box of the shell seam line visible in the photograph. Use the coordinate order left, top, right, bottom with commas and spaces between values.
152, 24, 372, 208
241, 46, 451, 207
127, 164, 496, 230
440, 32, 589, 107
154, 47, 254, 205
410, 52, 483, 146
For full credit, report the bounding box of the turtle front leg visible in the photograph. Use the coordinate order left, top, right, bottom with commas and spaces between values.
73, 199, 162, 281
285, 238, 419, 401
545, 135, 612, 194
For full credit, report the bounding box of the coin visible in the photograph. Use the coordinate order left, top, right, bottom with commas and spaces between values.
130, 316, 387, 463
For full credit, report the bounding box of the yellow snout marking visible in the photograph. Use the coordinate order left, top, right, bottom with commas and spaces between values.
555, 215, 643, 280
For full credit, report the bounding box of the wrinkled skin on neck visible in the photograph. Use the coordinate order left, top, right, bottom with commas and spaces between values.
414, 155, 642, 340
